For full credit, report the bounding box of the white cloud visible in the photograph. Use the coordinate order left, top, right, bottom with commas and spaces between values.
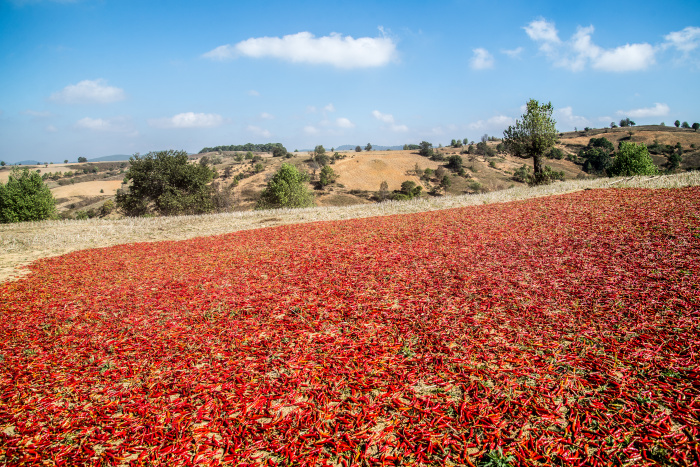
524, 18, 561, 43
593, 43, 656, 72
524, 19, 655, 72
75, 116, 132, 132
470, 48, 494, 70
501, 47, 523, 58
248, 90, 260, 97
46, 124, 57, 132
554, 107, 590, 128
371, 110, 407, 132
336, 117, 355, 128
616, 103, 670, 118
246, 125, 272, 138
260, 112, 274, 120
664, 26, 700, 53
324, 103, 336, 113
303, 125, 319, 135
203, 31, 398, 69
372, 110, 395, 124
50, 79, 125, 104
148, 112, 224, 129
468, 115, 515, 131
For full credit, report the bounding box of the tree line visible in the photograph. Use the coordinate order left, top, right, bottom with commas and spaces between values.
198, 143, 286, 154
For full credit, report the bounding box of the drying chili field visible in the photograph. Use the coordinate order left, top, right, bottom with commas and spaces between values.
1, 187, 699, 466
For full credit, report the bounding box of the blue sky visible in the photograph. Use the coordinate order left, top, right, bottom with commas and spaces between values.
1, 0, 698, 163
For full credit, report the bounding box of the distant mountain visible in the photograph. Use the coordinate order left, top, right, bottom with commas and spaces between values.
88, 154, 131, 162
11, 160, 41, 166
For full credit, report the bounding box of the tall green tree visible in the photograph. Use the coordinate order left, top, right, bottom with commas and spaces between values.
503, 99, 558, 185
365, 143, 372, 151
608, 142, 658, 177
257, 163, 313, 209
115, 150, 216, 216
0, 167, 56, 223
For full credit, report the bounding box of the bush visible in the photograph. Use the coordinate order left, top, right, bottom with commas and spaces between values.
319, 165, 337, 187
257, 163, 313, 209
418, 141, 434, 158
399, 180, 422, 199
115, 150, 216, 217
513, 164, 530, 183
100, 199, 115, 216
547, 148, 566, 160
0, 167, 57, 223
272, 146, 287, 158
446, 155, 463, 172
607, 142, 658, 177
355, 146, 362, 152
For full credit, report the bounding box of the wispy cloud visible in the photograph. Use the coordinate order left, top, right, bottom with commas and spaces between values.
50, 79, 125, 104
554, 106, 590, 129
524, 18, 655, 72
663, 26, 700, 54
371, 110, 407, 132
260, 112, 274, 120
75, 116, 134, 133
22, 110, 52, 118
303, 125, 319, 135
501, 47, 523, 59
617, 103, 670, 118
470, 48, 494, 70
203, 30, 398, 69
246, 125, 272, 138
336, 117, 355, 128
248, 90, 260, 97
148, 112, 224, 129
468, 115, 515, 132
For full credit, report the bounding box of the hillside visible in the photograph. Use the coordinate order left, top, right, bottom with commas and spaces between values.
1, 125, 698, 219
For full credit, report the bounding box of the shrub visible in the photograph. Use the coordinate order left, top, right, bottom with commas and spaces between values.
319, 165, 337, 187
355, 146, 362, 152
257, 163, 313, 209
0, 167, 57, 223
100, 199, 115, 216
272, 146, 287, 158
446, 155, 463, 172
547, 148, 566, 160
512, 165, 530, 183
418, 141, 434, 158
399, 180, 422, 199
115, 150, 216, 217
607, 142, 658, 177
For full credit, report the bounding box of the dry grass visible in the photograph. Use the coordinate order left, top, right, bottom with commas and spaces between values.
1, 171, 698, 283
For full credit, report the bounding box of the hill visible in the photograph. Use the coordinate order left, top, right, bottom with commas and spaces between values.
3, 125, 697, 220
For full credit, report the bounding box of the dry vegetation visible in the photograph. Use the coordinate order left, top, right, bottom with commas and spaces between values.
2, 171, 698, 283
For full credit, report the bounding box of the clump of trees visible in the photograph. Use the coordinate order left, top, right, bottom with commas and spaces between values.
579, 137, 615, 174
0, 167, 56, 223
619, 118, 636, 127
503, 99, 559, 185
257, 163, 313, 209
115, 150, 219, 216
607, 142, 658, 177
199, 143, 285, 154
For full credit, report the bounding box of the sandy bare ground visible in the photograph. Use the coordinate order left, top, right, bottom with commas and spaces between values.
332, 151, 442, 191
1, 171, 698, 284
51, 180, 123, 198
